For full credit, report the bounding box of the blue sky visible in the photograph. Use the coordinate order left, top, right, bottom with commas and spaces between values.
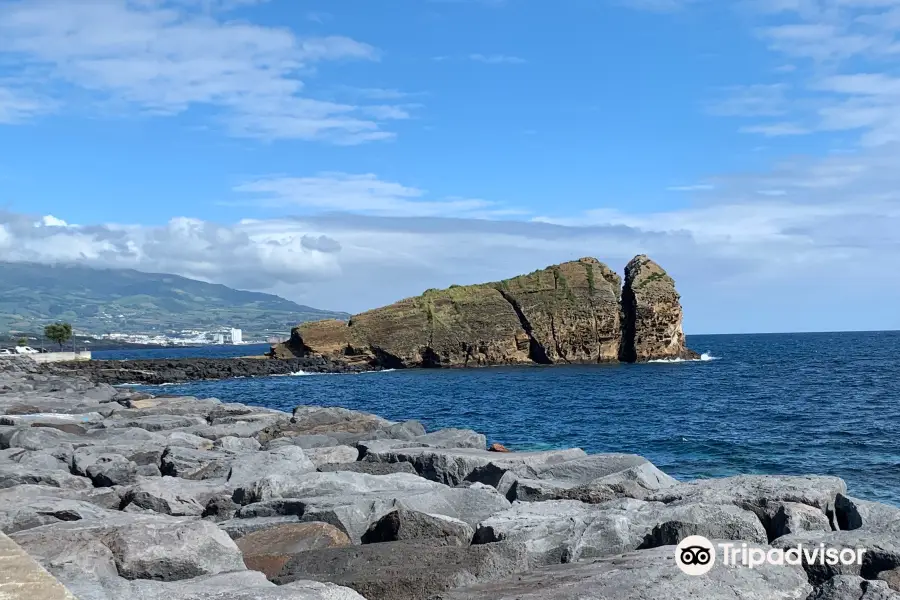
1, 0, 899, 334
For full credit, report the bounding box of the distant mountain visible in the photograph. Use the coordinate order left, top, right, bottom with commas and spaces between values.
0, 262, 349, 339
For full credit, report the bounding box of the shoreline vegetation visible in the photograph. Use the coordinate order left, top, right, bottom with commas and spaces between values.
3, 355, 900, 599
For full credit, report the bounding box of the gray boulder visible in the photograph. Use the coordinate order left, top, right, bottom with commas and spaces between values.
240, 471, 510, 543
100, 414, 208, 432
0, 463, 92, 490
121, 477, 229, 516
431, 543, 811, 600
85, 453, 139, 487
273, 540, 530, 600
160, 446, 232, 480
164, 431, 214, 450
362, 508, 475, 546
835, 494, 900, 532
809, 575, 900, 600
649, 474, 846, 516
363, 446, 586, 487
772, 530, 900, 584
290, 406, 393, 436
1, 496, 113, 534
264, 434, 340, 450
214, 436, 262, 452
0, 447, 69, 470
126, 571, 368, 600
318, 461, 418, 476
474, 499, 766, 566
305, 445, 359, 467
413, 428, 486, 449
12, 515, 247, 582
765, 501, 832, 539
228, 446, 316, 502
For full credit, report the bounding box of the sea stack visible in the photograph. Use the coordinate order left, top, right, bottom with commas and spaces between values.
620, 255, 699, 363
273, 255, 696, 367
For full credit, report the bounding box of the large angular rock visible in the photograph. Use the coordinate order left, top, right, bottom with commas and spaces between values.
290, 406, 393, 436
214, 435, 262, 452
236, 522, 352, 578
362, 446, 587, 487
160, 446, 232, 480
12, 515, 247, 582
273, 540, 530, 600
229, 446, 316, 502
765, 501, 832, 539
318, 461, 418, 476
304, 445, 359, 468
99, 414, 207, 432
121, 477, 229, 516
809, 575, 900, 599
73, 443, 165, 474
649, 475, 846, 533
362, 508, 474, 546
239, 471, 510, 542
85, 453, 139, 487
0, 463, 92, 490
32, 562, 368, 600
508, 453, 678, 501
1, 496, 113, 534
772, 530, 900, 585
431, 543, 811, 599
474, 499, 766, 566
0, 483, 122, 511
835, 494, 900, 532
0, 447, 69, 470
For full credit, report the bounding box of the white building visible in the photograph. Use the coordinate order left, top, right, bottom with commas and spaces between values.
213, 333, 224, 345
230, 328, 243, 345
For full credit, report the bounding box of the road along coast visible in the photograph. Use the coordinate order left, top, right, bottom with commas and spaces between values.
2, 355, 900, 600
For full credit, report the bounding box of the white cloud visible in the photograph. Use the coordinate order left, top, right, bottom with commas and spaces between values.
0, 86, 52, 123
0, 0, 403, 143
231, 172, 515, 218
707, 84, 789, 117
740, 122, 811, 136
468, 54, 527, 64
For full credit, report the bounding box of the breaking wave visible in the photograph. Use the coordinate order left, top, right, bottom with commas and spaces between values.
287, 368, 398, 377
648, 352, 719, 364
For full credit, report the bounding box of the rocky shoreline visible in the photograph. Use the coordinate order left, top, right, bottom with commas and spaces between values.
41, 356, 376, 385
3, 354, 900, 600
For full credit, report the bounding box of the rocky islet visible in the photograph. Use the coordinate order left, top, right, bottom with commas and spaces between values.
3, 355, 900, 599
272, 254, 699, 368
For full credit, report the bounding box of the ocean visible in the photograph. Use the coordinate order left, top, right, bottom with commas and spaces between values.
116, 331, 900, 506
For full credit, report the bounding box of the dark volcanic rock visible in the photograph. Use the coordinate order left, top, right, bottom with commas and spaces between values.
361, 508, 474, 546
42, 356, 374, 385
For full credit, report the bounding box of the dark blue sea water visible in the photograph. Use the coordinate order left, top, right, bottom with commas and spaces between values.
126, 332, 900, 506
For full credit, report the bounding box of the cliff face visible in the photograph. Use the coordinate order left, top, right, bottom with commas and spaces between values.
274, 255, 695, 367
619, 255, 699, 362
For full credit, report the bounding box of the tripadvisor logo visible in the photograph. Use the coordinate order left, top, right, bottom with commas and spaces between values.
675, 536, 865, 576
676, 536, 716, 576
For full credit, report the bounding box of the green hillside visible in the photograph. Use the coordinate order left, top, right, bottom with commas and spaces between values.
0, 262, 348, 339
